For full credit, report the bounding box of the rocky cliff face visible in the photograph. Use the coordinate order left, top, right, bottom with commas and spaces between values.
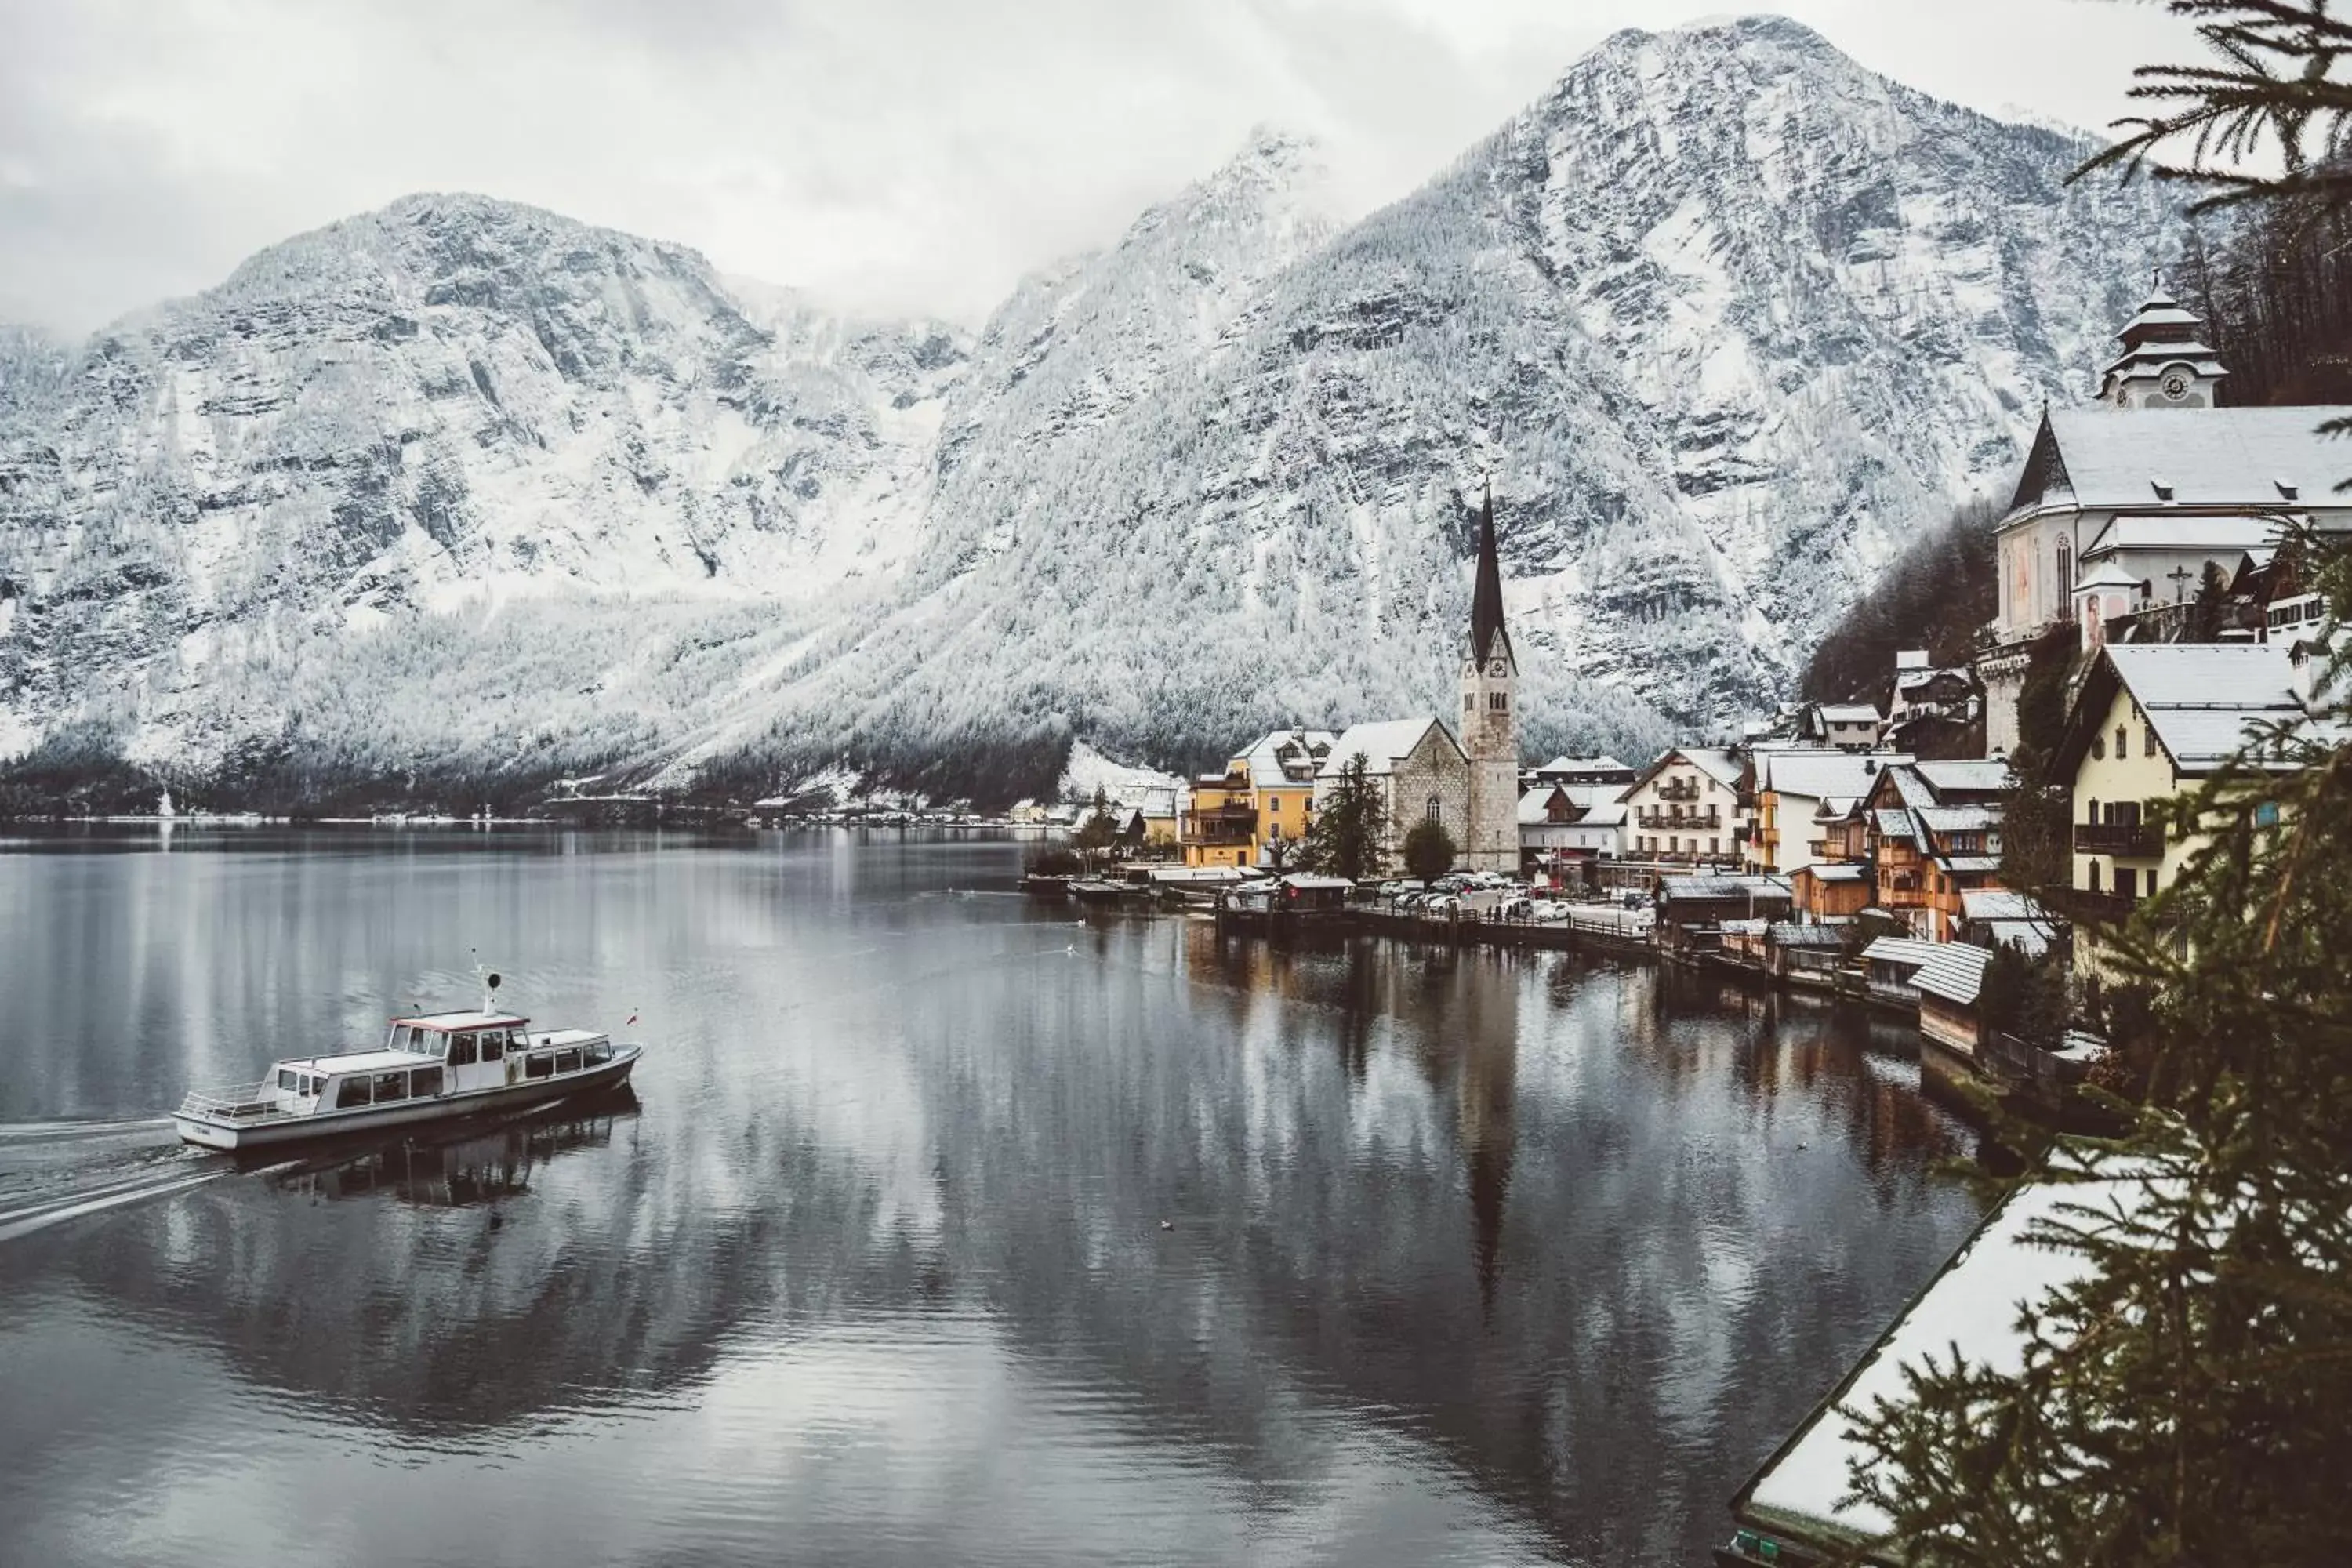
0, 18, 2179, 806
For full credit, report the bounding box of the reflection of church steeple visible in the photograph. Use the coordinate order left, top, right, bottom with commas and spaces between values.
1455, 957, 1519, 1313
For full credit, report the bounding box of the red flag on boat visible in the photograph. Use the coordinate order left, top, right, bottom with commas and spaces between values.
626, 1011, 639, 1026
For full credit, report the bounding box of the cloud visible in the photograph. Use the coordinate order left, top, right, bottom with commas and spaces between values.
0, 0, 2202, 339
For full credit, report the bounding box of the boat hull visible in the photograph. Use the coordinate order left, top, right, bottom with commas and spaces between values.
174, 1048, 641, 1151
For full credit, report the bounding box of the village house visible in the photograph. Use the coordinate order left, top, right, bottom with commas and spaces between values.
1744, 750, 1912, 877
2053, 642, 2343, 969
1517, 783, 1628, 884
1864, 760, 2013, 941
1178, 728, 1335, 868
1976, 277, 2352, 753
1315, 717, 1470, 867
1798, 702, 1884, 752
1622, 747, 1744, 868
1529, 754, 1638, 789
1791, 860, 1870, 921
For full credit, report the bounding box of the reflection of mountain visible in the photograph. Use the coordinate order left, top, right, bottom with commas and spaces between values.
28, 884, 1977, 1563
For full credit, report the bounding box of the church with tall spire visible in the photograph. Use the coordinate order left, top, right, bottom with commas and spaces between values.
1457, 481, 1520, 873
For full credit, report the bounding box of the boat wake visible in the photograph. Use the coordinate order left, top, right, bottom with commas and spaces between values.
0, 1119, 227, 1243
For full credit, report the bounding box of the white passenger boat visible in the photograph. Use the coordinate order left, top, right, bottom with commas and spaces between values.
173, 986, 641, 1152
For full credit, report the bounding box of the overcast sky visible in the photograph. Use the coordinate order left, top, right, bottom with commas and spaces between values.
0, 0, 2204, 338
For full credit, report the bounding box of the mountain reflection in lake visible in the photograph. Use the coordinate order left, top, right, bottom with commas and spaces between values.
0, 829, 1984, 1567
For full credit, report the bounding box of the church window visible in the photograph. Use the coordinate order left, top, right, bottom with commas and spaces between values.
1425, 797, 1443, 825
1464, 693, 1475, 712
2056, 537, 2073, 598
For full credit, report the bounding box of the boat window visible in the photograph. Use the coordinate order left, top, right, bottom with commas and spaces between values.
372, 1071, 409, 1103
387, 1025, 412, 1052
336, 1077, 371, 1109
449, 1033, 477, 1066
524, 1053, 554, 1080
481, 1029, 506, 1061
428, 1033, 449, 1059
584, 1041, 612, 1065
554, 1047, 582, 1074
409, 1065, 444, 1098
278, 1069, 299, 1092
301, 1075, 319, 1097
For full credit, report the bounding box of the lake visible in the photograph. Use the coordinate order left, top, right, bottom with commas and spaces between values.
0, 827, 1984, 1566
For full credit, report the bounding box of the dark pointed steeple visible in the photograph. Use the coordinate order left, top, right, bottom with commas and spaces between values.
1468, 477, 1512, 666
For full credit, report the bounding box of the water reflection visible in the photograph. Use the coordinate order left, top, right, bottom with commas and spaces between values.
0, 833, 1984, 1567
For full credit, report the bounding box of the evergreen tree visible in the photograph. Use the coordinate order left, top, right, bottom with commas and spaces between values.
1300, 753, 1388, 882
2185, 560, 2232, 641
1401, 818, 1458, 883
1072, 786, 1119, 858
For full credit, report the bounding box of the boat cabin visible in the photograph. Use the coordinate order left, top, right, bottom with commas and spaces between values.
263, 1011, 616, 1116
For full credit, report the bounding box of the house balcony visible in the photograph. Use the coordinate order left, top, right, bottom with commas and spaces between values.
2074, 823, 2163, 858
1656, 782, 1702, 802
2049, 886, 2140, 924
1637, 810, 1721, 830
1181, 806, 1257, 848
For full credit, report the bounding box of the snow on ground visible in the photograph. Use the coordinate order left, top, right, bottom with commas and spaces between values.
1058, 740, 1182, 806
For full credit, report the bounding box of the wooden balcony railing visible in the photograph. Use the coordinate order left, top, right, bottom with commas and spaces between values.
2074, 823, 2163, 858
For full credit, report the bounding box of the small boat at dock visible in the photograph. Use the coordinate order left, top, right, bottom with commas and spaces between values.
172, 981, 641, 1151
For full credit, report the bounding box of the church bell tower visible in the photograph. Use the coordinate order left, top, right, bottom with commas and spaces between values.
2099, 272, 2228, 408
1460, 481, 1520, 874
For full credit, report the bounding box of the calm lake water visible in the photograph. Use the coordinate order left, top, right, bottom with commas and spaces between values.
0, 828, 1984, 1566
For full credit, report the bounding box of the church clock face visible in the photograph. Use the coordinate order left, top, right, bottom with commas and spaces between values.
2160, 370, 2192, 402
1487, 660, 1508, 677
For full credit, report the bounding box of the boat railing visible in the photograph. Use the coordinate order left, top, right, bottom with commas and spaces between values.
177, 1081, 298, 1123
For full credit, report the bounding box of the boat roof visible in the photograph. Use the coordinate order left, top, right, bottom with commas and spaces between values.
283, 1048, 438, 1073
389, 1010, 530, 1031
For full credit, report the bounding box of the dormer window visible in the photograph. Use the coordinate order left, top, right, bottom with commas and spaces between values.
2151, 477, 2175, 502
2276, 478, 2299, 502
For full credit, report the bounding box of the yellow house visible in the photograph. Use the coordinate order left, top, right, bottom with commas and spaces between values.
2055, 644, 2327, 971
1179, 729, 1334, 867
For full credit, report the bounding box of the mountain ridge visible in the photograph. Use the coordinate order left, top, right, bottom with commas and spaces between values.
0, 15, 2181, 811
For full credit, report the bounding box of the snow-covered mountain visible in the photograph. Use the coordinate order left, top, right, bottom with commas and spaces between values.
0, 17, 2179, 807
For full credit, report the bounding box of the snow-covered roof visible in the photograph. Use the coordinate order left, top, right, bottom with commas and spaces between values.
2043, 406, 2352, 510
1912, 942, 1991, 1005
1962, 889, 2045, 922
2084, 513, 2285, 556
2102, 644, 2313, 769
1317, 717, 1458, 777
1816, 703, 1880, 724
1719, 917, 1769, 937
1936, 854, 2005, 876
1912, 760, 2013, 797
1659, 873, 1791, 903
1915, 804, 1997, 833
1278, 873, 1355, 891
1983, 920, 2052, 957
2074, 557, 2146, 592
1673, 746, 1745, 788
1515, 786, 1564, 826
1799, 862, 1866, 883
1559, 782, 1631, 809
1535, 753, 1631, 775
1758, 750, 1911, 802
1872, 807, 1917, 840
1769, 923, 1846, 948
1236, 728, 1337, 784
1576, 803, 1628, 826
1738, 1156, 2145, 1548
1859, 936, 1941, 970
